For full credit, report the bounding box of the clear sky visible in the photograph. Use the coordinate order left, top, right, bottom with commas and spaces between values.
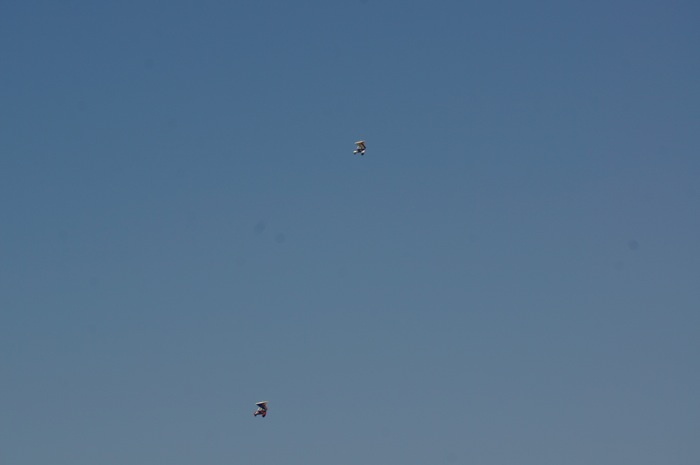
2, 1, 699, 464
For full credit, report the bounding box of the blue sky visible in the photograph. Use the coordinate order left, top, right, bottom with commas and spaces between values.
2, 1, 699, 464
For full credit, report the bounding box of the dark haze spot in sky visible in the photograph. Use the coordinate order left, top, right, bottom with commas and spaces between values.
254, 220, 266, 234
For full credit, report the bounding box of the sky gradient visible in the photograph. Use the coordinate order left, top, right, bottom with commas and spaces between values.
2, 1, 699, 464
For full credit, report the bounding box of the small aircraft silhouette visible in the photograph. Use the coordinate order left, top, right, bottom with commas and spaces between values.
353, 140, 366, 155
253, 401, 268, 418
